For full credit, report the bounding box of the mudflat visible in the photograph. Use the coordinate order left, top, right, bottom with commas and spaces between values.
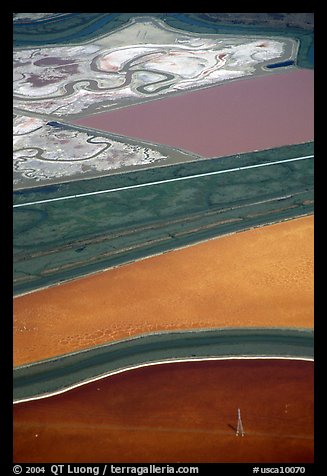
14, 215, 313, 366
13, 359, 314, 463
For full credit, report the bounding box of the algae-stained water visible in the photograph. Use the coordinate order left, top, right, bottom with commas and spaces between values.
13, 216, 313, 366
14, 359, 313, 463
73, 70, 314, 158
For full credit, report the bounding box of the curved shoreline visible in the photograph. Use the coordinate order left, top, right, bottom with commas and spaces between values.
13, 327, 313, 403
14, 356, 313, 406
14, 357, 314, 463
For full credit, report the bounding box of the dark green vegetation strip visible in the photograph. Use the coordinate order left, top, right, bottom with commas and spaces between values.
13, 328, 313, 402
13, 143, 314, 296
13, 13, 313, 69
13, 142, 313, 204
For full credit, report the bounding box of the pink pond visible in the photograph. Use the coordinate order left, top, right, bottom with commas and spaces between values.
73, 69, 314, 158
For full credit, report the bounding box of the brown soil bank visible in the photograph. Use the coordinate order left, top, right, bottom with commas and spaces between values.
14, 216, 314, 366
13, 359, 314, 463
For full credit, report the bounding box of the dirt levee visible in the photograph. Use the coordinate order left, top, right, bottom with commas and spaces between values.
14, 215, 313, 366
14, 359, 314, 462
73, 70, 314, 157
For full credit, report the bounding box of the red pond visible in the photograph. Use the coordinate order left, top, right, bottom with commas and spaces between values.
14, 359, 313, 463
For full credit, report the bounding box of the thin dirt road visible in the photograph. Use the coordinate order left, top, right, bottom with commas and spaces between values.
13, 359, 314, 463
14, 215, 314, 366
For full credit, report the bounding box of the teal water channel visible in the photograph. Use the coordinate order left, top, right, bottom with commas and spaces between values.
13, 142, 314, 296
13, 328, 313, 402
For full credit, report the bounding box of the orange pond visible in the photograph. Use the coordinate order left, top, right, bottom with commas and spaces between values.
14, 215, 314, 366
13, 359, 314, 463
